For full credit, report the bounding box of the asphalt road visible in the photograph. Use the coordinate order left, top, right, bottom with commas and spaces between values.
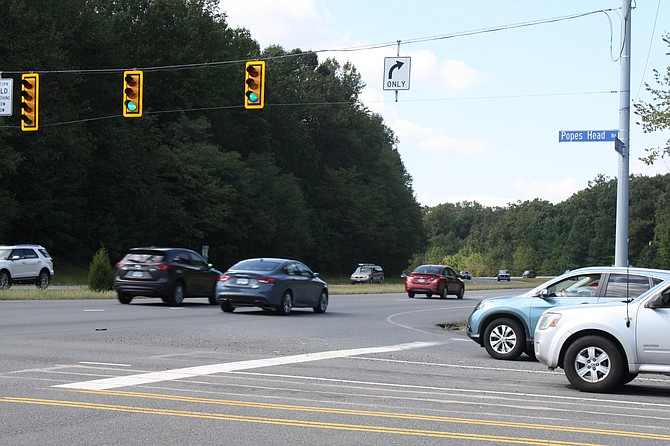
2, 289, 670, 445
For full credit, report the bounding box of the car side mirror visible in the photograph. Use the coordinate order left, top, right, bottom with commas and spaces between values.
539, 288, 550, 299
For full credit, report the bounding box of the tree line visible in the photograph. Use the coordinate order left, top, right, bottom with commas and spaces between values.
0, 0, 424, 275
417, 173, 670, 276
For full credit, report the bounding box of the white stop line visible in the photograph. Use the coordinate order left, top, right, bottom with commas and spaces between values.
54, 341, 441, 391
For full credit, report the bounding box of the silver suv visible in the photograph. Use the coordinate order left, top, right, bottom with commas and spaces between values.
0, 244, 54, 288
535, 279, 670, 392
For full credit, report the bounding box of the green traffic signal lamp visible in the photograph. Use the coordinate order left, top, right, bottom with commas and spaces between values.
123, 70, 143, 117
244, 61, 265, 109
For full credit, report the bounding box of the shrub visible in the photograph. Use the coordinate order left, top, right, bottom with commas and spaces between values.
88, 245, 115, 292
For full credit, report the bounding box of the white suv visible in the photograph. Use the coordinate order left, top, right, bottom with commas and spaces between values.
535, 279, 670, 392
0, 244, 54, 289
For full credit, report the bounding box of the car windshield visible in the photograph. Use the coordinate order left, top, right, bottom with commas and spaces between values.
0, 249, 11, 260
124, 253, 165, 263
414, 266, 441, 275
232, 259, 282, 271
355, 267, 372, 274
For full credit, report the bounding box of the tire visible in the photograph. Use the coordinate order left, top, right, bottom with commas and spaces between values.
426, 293, 433, 298
277, 291, 293, 315
440, 286, 448, 299
408, 292, 415, 298
36, 270, 50, 289
0, 271, 11, 289
117, 292, 133, 304
168, 282, 185, 305
220, 303, 235, 313
620, 373, 638, 386
208, 291, 218, 305
379, 277, 384, 285
313, 290, 328, 313
563, 335, 625, 393
456, 285, 464, 299
483, 317, 525, 360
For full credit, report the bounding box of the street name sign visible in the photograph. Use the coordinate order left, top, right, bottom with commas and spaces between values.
383, 57, 411, 91
0, 78, 13, 116
558, 129, 618, 142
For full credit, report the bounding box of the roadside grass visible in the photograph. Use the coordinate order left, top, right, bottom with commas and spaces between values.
0, 273, 544, 301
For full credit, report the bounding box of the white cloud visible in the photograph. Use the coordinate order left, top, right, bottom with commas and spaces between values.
394, 118, 486, 154
409, 50, 485, 92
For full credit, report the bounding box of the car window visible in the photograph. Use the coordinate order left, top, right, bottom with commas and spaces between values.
125, 253, 165, 263
0, 248, 11, 260
38, 248, 51, 258
188, 252, 207, 268
546, 274, 601, 297
283, 263, 298, 276
297, 263, 313, 277
232, 259, 281, 271
603, 274, 651, 298
22, 249, 38, 259
446, 267, 456, 278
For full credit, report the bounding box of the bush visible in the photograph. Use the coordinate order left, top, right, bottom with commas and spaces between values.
88, 246, 115, 292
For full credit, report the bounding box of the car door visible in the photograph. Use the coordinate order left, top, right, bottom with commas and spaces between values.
291, 262, 316, 306
635, 286, 670, 364
444, 267, 459, 294
528, 273, 603, 336
11, 248, 37, 279
188, 251, 214, 296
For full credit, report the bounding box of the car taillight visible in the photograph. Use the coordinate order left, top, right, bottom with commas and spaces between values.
257, 277, 276, 284
218, 275, 230, 282
115, 262, 125, 268
155, 263, 172, 271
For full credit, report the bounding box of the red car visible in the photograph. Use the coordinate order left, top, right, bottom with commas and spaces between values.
405, 265, 465, 299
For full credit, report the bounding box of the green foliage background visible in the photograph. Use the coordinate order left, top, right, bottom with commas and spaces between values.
0, 0, 424, 275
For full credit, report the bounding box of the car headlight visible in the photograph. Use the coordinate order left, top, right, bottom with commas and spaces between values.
537, 312, 562, 331
475, 299, 493, 311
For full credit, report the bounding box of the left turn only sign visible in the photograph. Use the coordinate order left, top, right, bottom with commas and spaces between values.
383, 57, 411, 91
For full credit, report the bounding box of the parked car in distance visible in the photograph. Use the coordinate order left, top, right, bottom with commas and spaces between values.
467, 266, 670, 361
216, 258, 328, 315
459, 271, 472, 280
113, 247, 222, 305
497, 270, 511, 281
350, 263, 384, 284
404, 265, 464, 299
535, 279, 670, 393
522, 270, 537, 278
0, 244, 54, 289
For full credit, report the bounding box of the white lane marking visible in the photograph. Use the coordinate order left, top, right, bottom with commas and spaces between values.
54, 342, 441, 390
79, 362, 131, 367
386, 306, 472, 337
83, 309, 104, 312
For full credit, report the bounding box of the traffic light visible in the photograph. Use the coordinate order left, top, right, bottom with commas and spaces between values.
20, 73, 39, 131
123, 70, 143, 117
244, 61, 265, 109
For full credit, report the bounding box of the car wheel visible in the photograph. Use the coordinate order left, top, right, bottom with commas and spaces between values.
380, 277, 384, 285
426, 293, 433, 298
313, 290, 328, 313
440, 286, 448, 299
456, 286, 464, 299
117, 292, 133, 304
0, 271, 11, 289
408, 292, 414, 298
208, 291, 218, 305
563, 335, 625, 393
277, 291, 293, 315
220, 303, 235, 313
483, 318, 525, 360
36, 270, 50, 289
168, 282, 185, 305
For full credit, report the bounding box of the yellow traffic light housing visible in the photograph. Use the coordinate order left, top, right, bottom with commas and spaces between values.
20, 73, 39, 131
244, 61, 265, 109
123, 70, 143, 117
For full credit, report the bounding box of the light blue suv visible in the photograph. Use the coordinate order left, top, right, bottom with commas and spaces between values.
466, 266, 670, 360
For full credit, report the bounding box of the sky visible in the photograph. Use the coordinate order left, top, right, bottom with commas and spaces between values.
221, 0, 670, 208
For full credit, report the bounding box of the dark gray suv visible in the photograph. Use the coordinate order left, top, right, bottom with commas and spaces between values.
113, 247, 222, 305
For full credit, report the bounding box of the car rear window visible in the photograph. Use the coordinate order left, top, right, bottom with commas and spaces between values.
232, 259, 281, 271
603, 274, 652, 298
414, 266, 442, 275
123, 252, 166, 263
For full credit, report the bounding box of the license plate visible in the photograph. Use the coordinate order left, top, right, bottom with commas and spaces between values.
236, 278, 249, 285
418, 278, 425, 283
131, 271, 145, 278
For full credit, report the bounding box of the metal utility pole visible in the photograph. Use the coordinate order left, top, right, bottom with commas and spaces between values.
614, 0, 631, 267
